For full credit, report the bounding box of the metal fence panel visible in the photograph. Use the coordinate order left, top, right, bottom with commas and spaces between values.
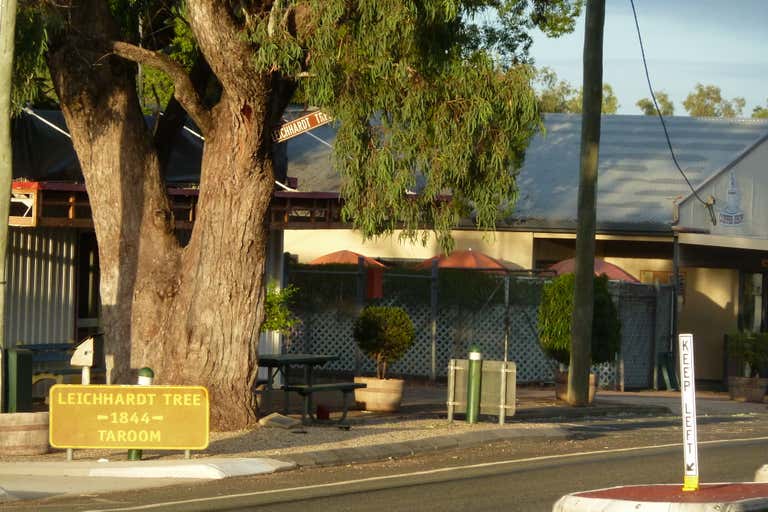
5, 228, 78, 347
286, 267, 671, 389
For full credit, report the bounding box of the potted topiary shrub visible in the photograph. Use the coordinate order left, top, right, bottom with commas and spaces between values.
726, 331, 768, 403
537, 273, 621, 402
353, 306, 415, 412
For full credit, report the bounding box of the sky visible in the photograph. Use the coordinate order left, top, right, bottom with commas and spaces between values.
529, 0, 768, 116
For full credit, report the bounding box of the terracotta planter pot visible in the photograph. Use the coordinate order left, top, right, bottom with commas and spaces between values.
353, 376, 405, 412
0, 411, 50, 455
555, 370, 596, 403
728, 376, 767, 403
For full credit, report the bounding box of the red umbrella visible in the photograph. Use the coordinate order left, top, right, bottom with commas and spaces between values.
548, 257, 639, 283
417, 249, 507, 272
309, 250, 386, 268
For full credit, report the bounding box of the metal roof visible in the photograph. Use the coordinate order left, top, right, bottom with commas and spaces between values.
513, 114, 768, 233
283, 112, 768, 234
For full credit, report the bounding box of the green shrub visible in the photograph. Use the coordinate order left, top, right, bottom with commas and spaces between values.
261, 283, 299, 334
537, 274, 621, 366
353, 306, 415, 379
728, 331, 768, 377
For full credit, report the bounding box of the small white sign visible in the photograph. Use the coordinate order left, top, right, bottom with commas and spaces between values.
679, 333, 699, 491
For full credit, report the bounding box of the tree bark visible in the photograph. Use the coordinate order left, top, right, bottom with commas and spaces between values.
134, 93, 275, 429
44, 0, 290, 430
568, 0, 605, 406
47, 0, 177, 386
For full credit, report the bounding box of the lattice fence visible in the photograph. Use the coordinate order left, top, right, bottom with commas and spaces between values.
285, 269, 672, 389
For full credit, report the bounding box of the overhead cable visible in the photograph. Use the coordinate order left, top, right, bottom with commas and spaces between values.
629, 0, 717, 225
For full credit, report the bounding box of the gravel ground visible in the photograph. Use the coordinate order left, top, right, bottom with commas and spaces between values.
2, 413, 544, 463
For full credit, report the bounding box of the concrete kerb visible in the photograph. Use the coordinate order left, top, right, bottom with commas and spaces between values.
513, 404, 672, 421
0, 458, 295, 480
275, 425, 571, 469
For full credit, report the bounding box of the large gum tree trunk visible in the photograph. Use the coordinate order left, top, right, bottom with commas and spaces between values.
47, 1, 178, 385
136, 97, 274, 429
47, 0, 285, 430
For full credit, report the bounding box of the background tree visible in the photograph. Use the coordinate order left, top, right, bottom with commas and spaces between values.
683, 83, 745, 118
535, 67, 577, 113
636, 91, 674, 116
13, 0, 581, 429
533, 68, 617, 114
565, 84, 618, 114
752, 100, 768, 119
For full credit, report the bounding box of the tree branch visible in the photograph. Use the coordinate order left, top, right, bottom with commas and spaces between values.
185, 0, 261, 98
154, 55, 213, 175
110, 41, 212, 135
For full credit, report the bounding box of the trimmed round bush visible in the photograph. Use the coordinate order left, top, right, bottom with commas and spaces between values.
537, 273, 621, 366
353, 306, 415, 379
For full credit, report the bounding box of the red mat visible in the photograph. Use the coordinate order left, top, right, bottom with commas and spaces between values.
575, 483, 768, 503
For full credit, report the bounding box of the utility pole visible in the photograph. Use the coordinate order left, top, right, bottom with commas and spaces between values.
0, 0, 17, 412
568, 0, 605, 406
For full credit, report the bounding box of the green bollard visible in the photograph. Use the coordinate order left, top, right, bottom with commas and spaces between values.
128, 367, 154, 461
466, 345, 482, 424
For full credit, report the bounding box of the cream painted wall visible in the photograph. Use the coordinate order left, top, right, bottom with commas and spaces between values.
603, 257, 672, 281
283, 229, 535, 268
677, 267, 738, 381
576, 257, 737, 381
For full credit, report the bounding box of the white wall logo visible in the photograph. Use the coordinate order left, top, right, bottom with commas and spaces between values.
719, 171, 744, 226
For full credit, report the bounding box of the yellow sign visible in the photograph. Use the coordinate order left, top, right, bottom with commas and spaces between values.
49, 384, 209, 450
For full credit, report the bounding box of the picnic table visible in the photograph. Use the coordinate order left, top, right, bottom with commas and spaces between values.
257, 353, 365, 424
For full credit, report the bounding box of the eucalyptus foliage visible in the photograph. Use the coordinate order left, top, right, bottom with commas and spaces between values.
13, 0, 582, 249
293, 3, 546, 249
683, 83, 745, 118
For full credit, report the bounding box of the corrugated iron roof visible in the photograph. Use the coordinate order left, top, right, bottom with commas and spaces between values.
514, 114, 768, 233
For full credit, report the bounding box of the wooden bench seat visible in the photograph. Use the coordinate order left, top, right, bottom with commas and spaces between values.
282, 382, 367, 425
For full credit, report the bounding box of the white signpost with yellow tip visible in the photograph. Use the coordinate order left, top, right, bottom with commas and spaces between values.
678, 333, 699, 492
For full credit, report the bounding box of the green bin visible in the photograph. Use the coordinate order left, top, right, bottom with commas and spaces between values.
4, 348, 33, 412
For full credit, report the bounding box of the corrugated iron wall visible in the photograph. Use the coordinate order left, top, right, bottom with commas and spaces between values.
5, 227, 78, 347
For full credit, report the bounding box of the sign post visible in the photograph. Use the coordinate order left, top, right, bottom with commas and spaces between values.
678, 333, 699, 492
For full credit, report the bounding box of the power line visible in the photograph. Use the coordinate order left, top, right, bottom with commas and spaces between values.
629, 0, 716, 225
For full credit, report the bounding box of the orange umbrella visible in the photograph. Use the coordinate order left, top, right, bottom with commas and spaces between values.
417, 249, 507, 272
309, 250, 386, 268
548, 257, 639, 283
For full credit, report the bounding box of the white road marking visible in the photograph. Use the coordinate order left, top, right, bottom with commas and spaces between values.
86, 436, 768, 511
